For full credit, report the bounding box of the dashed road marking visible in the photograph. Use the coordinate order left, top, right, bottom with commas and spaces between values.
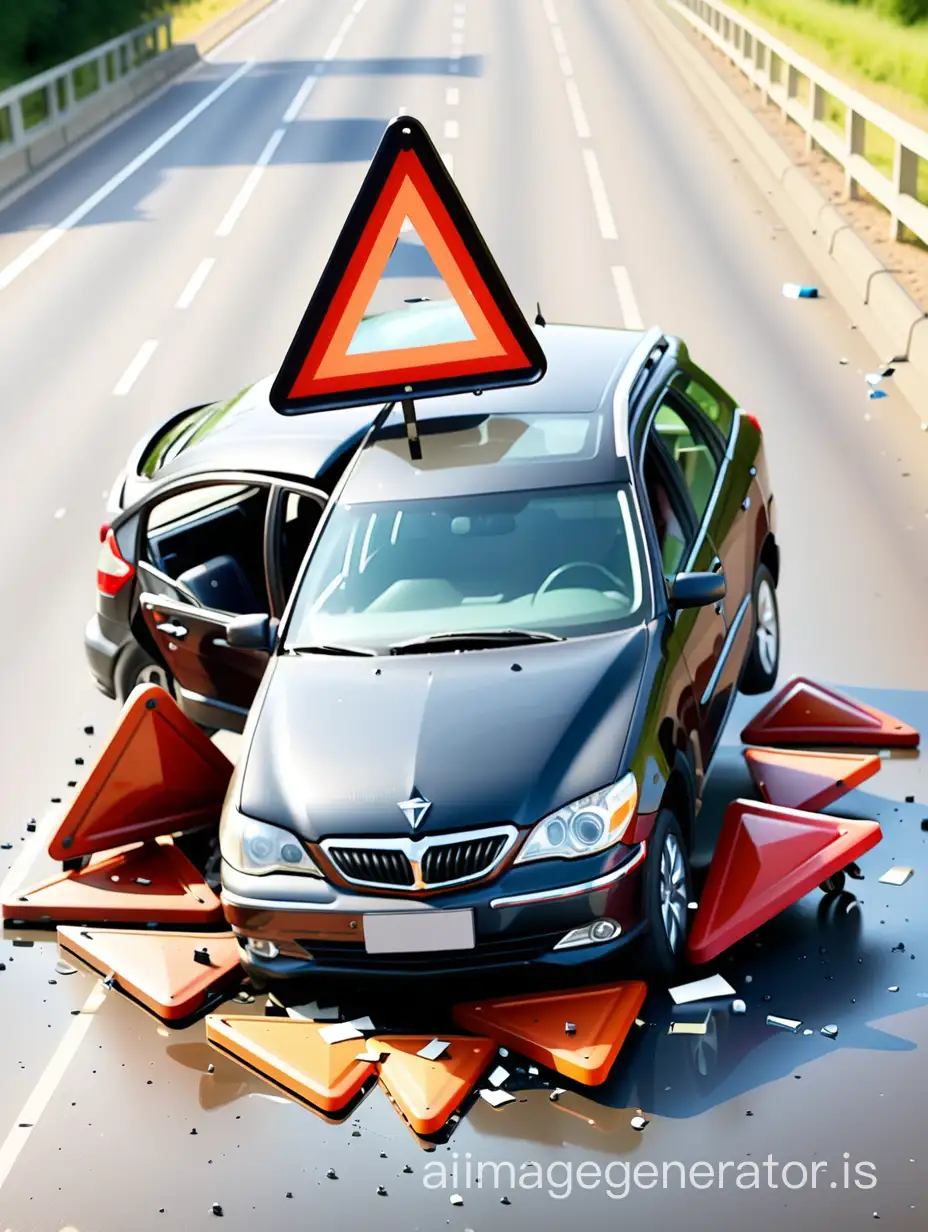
446, 86, 460, 105
612, 266, 644, 328
564, 79, 590, 138
215, 127, 286, 237
176, 257, 216, 309
582, 149, 617, 240
444, 119, 460, 139
283, 73, 317, 122
113, 340, 159, 396
442, 152, 455, 178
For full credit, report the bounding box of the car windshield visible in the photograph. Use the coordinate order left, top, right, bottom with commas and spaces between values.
284, 483, 648, 653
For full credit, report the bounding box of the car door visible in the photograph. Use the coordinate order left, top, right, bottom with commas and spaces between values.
133, 474, 277, 732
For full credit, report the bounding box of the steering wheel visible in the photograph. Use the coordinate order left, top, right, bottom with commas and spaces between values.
531, 561, 630, 604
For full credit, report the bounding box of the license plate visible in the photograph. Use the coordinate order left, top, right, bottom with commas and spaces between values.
363, 909, 475, 955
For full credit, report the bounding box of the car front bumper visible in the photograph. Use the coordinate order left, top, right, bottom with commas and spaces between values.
221, 842, 649, 980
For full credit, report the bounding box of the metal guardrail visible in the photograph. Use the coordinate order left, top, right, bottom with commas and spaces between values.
672, 0, 928, 245
0, 16, 172, 153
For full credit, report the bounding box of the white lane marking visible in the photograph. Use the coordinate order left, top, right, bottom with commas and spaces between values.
583, 149, 617, 240
215, 127, 286, 237
551, 25, 568, 56
54, 508, 66, 519
444, 119, 460, 140
446, 86, 460, 105
283, 73, 317, 123
442, 152, 454, 177
324, 34, 343, 59
564, 79, 590, 138
612, 266, 644, 329
113, 340, 159, 396
352, 0, 367, 12
176, 257, 216, 309
0, 60, 254, 293
560, 54, 573, 76
337, 14, 354, 37
451, 31, 464, 45
454, 1, 467, 10
453, 16, 466, 28
0, 983, 107, 1196
542, 0, 558, 23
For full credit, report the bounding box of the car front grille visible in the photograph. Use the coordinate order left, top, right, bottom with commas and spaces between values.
323, 826, 516, 891
326, 847, 414, 888
299, 933, 560, 971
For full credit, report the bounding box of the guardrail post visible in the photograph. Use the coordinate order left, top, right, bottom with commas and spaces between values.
845, 108, 864, 198
9, 97, 25, 146
785, 63, 798, 120
891, 143, 918, 240
806, 80, 823, 152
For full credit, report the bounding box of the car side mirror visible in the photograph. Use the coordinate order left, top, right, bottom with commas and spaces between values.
667, 571, 727, 610
225, 613, 279, 651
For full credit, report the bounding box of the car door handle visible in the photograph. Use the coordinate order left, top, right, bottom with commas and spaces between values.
156, 621, 187, 639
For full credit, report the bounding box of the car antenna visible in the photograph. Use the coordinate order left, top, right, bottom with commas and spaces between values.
534, 302, 546, 327
401, 398, 422, 461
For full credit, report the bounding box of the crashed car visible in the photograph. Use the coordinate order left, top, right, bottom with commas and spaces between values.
156, 317, 782, 980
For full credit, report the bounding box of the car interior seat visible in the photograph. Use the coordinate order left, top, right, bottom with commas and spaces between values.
674, 444, 717, 517
176, 554, 263, 615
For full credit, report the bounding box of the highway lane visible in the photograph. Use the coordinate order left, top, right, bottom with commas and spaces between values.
0, 0, 926, 1227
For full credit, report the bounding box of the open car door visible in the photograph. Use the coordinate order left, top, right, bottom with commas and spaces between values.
139, 595, 269, 733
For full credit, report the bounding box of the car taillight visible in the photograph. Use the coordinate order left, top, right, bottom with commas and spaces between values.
97, 529, 134, 597
744, 411, 762, 433
99, 522, 110, 543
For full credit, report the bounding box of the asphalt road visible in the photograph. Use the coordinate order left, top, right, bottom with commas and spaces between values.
0, 0, 926, 1228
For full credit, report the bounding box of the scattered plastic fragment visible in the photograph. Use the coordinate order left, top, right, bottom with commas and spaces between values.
211, 1203, 223, 1217
888, 986, 900, 993
565, 1021, 576, 1034
416, 1038, 450, 1061
488, 1065, 510, 1087
356, 1048, 386, 1063
326, 1169, 337, 1180
732, 999, 747, 1014
550, 1088, 566, 1102
868, 388, 888, 400
767, 1016, 802, 1033
207, 1063, 215, 1074
286, 1000, 339, 1022
879, 866, 913, 886
782, 283, 818, 298
631, 1115, 649, 1131
451, 1194, 464, 1206
377, 1185, 387, 1196
669, 974, 736, 1004
821, 1025, 838, 1039
480, 1088, 516, 1108
54, 960, 78, 976
193, 947, 213, 967
350, 1015, 376, 1033
528, 1065, 539, 1075
319, 1023, 364, 1045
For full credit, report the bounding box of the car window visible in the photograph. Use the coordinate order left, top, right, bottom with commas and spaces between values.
642, 432, 692, 579
278, 490, 325, 600
652, 394, 720, 523
675, 371, 735, 440
146, 482, 271, 615
284, 483, 649, 651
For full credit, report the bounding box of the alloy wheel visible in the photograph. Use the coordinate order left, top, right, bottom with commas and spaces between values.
660, 832, 688, 953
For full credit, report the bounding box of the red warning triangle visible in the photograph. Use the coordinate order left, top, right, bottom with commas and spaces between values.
745, 746, 881, 812
205, 1016, 376, 1116
270, 115, 545, 414
48, 684, 233, 862
741, 677, 919, 749
4, 840, 224, 926
371, 1035, 495, 1136
57, 926, 241, 1023
687, 799, 882, 965
452, 983, 647, 1086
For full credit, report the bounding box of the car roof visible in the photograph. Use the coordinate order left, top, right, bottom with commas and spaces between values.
138, 320, 647, 496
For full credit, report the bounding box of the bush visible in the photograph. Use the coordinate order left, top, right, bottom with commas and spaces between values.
876, 0, 928, 24
0, 0, 165, 84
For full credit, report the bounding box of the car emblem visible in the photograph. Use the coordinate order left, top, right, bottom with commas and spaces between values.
398, 795, 431, 830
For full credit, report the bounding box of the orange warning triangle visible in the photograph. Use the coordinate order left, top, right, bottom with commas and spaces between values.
370, 1035, 495, 1136
4, 840, 224, 926
741, 676, 918, 749
270, 115, 545, 414
745, 746, 881, 812
205, 1015, 376, 1116
687, 799, 882, 965
452, 983, 647, 1086
48, 684, 233, 862
57, 926, 241, 1023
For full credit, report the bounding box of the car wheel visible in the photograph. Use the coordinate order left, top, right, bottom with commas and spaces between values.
638, 809, 692, 979
739, 563, 779, 695
115, 641, 176, 704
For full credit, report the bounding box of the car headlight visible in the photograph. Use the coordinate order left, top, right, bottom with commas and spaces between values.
515, 773, 638, 864
220, 814, 323, 878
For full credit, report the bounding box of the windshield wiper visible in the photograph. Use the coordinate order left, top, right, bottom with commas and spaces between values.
288, 643, 377, 657
390, 629, 564, 654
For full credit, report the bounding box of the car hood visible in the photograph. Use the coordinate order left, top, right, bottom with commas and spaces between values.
239, 627, 649, 840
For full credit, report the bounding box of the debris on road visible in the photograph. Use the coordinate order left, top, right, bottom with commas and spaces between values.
888, 986, 900, 993
480, 1088, 516, 1108
488, 1065, 510, 1087
451, 1194, 464, 1206
782, 283, 818, 298
879, 866, 914, 886
416, 1038, 450, 1061
821, 1025, 839, 1039
319, 1022, 364, 1045
732, 999, 747, 1014
54, 959, 77, 976
549, 1088, 566, 1102
766, 1016, 802, 1033
564, 1021, 576, 1034
286, 1000, 339, 1021
631, 1115, 649, 1131
669, 974, 736, 1004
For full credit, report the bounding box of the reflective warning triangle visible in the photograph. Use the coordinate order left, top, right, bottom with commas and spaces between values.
205, 1016, 377, 1116
745, 746, 881, 812
687, 799, 882, 965
57, 926, 241, 1023
452, 983, 647, 1086
4, 840, 224, 926
48, 684, 233, 862
370, 1035, 495, 1136
270, 115, 545, 414
741, 677, 919, 749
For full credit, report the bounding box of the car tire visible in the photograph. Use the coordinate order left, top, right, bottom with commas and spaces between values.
637, 809, 692, 979
115, 641, 176, 705
739, 562, 780, 696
